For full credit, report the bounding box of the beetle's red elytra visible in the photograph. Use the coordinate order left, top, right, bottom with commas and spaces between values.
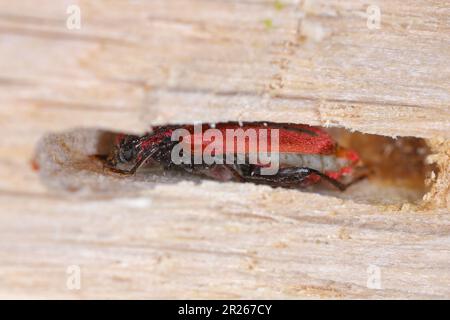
104, 122, 366, 191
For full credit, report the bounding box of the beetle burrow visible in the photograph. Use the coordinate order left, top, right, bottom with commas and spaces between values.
101, 122, 368, 191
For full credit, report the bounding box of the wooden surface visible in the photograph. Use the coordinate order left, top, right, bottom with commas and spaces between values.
0, 0, 449, 299
0, 0, 449, 137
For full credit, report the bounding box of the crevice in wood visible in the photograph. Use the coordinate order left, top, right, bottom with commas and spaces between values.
33, 124, 440, 209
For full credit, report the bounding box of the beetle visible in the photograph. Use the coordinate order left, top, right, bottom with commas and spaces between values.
103, 122, 366, 191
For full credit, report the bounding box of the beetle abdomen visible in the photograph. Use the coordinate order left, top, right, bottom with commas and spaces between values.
278, 153, 343, 172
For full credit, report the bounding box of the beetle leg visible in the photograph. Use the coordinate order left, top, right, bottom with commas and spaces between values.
220, 155, 249, 182
185, 154, 246, 182
241, 166, 353, 191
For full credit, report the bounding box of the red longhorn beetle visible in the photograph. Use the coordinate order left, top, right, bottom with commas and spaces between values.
103, 122, 366, 191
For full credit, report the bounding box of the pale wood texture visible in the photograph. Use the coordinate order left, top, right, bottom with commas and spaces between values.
0, 0, 449, 299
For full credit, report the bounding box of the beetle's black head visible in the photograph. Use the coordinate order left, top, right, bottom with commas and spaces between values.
107, 134, 140, 166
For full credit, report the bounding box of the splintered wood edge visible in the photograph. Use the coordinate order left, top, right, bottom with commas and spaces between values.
422, 138, 450, 210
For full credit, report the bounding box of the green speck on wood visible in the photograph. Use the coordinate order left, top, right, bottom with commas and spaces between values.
263, 18, 273, 29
